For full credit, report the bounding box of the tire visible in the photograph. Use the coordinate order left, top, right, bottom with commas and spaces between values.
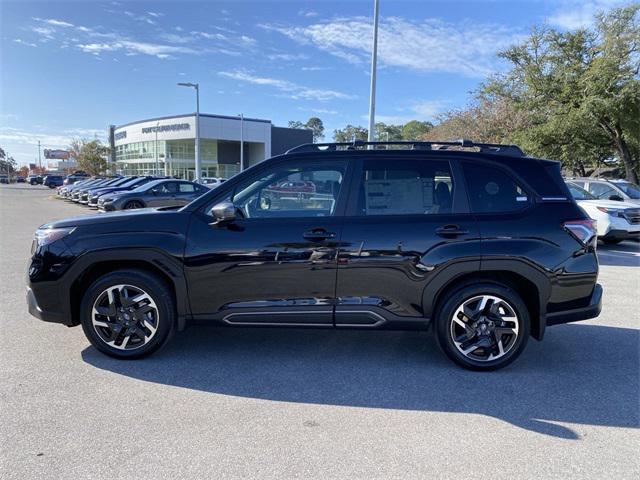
601, 238, 623, 245
80, 269, 175, 359
124, 200, 145, 209
434, 282, 530, 371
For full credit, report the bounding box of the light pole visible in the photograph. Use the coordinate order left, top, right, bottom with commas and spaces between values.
37, 140, 42, 171
367, 0, 380, 145
177, 82, 201, 182
239, 113, 244, 172
155, 121, 160, 176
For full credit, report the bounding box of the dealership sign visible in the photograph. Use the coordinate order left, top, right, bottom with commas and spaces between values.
142, 123, 190, 134
44, 149, 71, 160
114, 131, 127, 141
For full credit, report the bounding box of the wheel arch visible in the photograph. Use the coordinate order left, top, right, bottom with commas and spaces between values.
67, 249, 190, 330
424, 260, 550, 340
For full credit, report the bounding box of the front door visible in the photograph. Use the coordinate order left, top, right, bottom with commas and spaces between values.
148, 181, 179, 207
184, 158, 350, 325
335, 155, 480, 327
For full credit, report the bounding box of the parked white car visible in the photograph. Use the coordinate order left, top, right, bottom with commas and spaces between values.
567, 177, 640, 206
566, 181, 640, 244
202, 177, 227, 189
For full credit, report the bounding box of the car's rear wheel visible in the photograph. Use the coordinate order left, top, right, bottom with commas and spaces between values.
435, 283, 529, 371
80, 269, 175, 359
124, 200, 145, 209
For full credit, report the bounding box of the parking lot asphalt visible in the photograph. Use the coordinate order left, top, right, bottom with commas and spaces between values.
1, 183, 639, 480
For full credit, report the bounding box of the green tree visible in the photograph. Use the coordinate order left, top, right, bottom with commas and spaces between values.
484, 5, 640, 182
75, 139, 110, 175
375, 122, 403, 141
0, 147, 16, 175
401, 120, 433, 141
288, 117, 325, 142
333, 125, 368, 142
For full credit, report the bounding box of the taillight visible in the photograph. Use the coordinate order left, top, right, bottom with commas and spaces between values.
563, 219, 597, 246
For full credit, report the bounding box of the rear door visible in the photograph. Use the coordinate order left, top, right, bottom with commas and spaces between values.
335, 154, 480, 327
176, 182, 207, 205
148, 181, 179, 207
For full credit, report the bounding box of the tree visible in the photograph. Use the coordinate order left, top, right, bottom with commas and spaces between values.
401, 120, 433, 141
483, 5, 640, 182
333, 125, 368, 142
288, 117, 325, 142
375, 122, 403, 141
75, 139, 110, 175
0, 147, 16, 176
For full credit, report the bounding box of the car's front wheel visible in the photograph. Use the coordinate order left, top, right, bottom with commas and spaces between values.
80, 269, 175, 359
435, 283, 529, 371
123, 200, 145, 209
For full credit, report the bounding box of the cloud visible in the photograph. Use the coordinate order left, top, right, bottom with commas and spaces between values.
13, 39, 38, 48
547, 0, 628, 29
31, 26, 56, 41
365, 100, 448, 125
0, 127, 106, 148
77, 40, 196, 58
262, 16, 525, 77
218, 70, 356, 101
124, 10, 157, 25
267, 53, 310, 61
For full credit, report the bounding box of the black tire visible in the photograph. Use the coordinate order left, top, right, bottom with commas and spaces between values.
124, 200, 145, 209
601, 238, 623, 245
434, 282, 530, 371
80, 269, 175, 359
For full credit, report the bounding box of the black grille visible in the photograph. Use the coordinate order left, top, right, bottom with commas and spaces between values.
624, 208, 640, 224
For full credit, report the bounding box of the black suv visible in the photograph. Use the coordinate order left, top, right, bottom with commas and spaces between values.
26, 140, 602, 370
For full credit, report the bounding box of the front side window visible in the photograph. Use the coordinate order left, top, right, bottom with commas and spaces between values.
462, 162, 529, 213
214, 162, 347, 219
614, 182, 640, 199
355, 158, 455, 216
152, 182, 177, 194
587, 182, 617, 199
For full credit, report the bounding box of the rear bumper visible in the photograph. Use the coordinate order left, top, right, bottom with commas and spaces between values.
546, 283, 603, 326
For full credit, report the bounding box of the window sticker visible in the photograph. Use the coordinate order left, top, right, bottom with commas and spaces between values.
365, 178, 434, 215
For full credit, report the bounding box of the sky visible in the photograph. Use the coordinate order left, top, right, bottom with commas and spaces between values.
0, 0, 631, 166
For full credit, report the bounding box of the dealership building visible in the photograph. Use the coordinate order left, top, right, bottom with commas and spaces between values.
108, 113, 312, 180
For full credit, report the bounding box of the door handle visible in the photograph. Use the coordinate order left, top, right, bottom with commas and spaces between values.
303, 229, 336, 240
435, 225, 469, 237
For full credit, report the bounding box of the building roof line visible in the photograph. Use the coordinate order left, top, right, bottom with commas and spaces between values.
114, 113, 272, 130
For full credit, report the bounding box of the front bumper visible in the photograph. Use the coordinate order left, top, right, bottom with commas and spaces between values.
601, 229, 640, 241
27, 286, 73, 326
546, 283, 603, 326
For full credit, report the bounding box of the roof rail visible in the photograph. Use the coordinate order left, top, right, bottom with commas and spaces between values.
285, 139, 525, 157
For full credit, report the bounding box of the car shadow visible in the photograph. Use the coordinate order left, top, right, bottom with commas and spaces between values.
597, 241, 640, 267
82, 323, 639, 439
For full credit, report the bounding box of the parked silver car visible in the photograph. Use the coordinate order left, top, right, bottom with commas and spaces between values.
97, 179, 208, 211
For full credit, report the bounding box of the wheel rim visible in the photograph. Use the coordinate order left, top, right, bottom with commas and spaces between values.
91, 284, 159, 350
450, 295, 520, 362
125, 201, 142, 209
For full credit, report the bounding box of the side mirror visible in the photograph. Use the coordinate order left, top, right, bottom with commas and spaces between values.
211, 201, 236, 223
609, 194, 623, 201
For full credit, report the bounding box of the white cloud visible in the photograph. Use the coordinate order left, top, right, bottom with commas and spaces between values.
299, 10, 319, 18
13, 39, 38, 48
267, 53, 310, 61
77, 40, 196, 59
218, 70, 356, 101
31, 26, 56, 40
365, 100, 448, 125
262, 16, 525, 77
547, 0, 628, 29
0, 127, 106, 149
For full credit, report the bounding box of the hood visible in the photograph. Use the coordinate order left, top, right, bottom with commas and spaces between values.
41, 206, 184, 229
576, 199, 639, 209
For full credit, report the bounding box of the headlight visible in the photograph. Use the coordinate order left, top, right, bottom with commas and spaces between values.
34, 227, 75, 247
103, 197, 114, 203
596, 207, 624, 217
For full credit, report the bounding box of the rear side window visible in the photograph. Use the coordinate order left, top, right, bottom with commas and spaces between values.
462, 162, 529, 213
586, 182, 617, 199
355, 159, 455, 215
179, 183, 196, 193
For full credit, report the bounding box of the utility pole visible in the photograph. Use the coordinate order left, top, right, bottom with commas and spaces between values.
155, 121, 159, 176
177, 82, 201, 182
239, 113, 244, 172
367, 0, 380, 146
37, 140, 42, 170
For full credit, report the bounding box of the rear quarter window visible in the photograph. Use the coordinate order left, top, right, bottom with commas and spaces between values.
462, 162, 529, 213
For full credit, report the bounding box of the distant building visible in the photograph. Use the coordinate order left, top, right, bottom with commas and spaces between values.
109, 113, 312, 180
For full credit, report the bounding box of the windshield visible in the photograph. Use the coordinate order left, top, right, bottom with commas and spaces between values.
567, 183, 596, 200
615, 181, 640, 199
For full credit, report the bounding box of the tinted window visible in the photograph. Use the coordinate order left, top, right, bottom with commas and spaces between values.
463, 163, 529, 213
355, 159, 454, 216
615, 182, 640, 199
152, 182, 178, 194
221, 162, 346, 218
567, 183, 596, 200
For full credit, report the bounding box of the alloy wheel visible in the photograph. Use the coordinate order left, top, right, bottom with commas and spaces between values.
450, 295, 520, 362
91, 284, 160, 350
125, 201, 143, 209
